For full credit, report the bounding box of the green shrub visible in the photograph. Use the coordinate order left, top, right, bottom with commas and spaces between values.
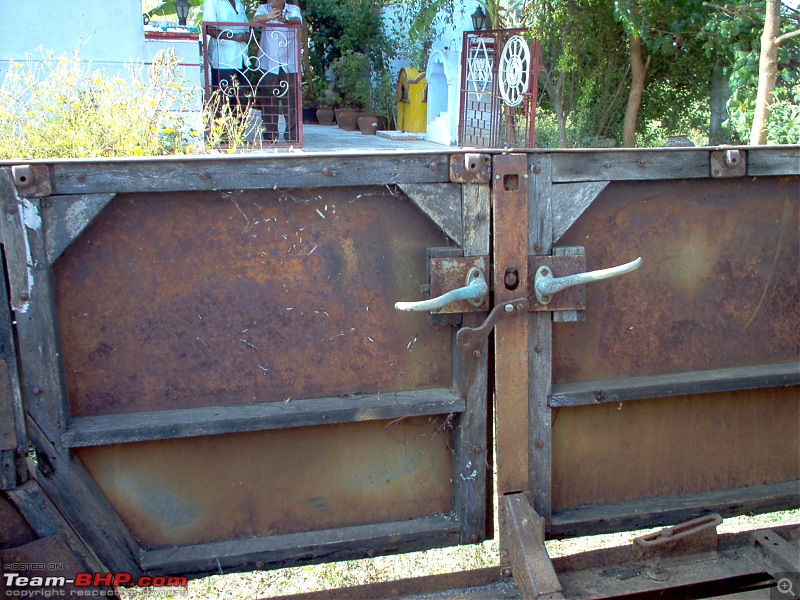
0, 48, 252, 159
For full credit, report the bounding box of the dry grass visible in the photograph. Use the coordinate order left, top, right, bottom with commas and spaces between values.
117, 508, 798, 599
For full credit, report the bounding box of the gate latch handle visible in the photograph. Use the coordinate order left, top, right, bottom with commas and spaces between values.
535, 257, 642, 305
456, 298, 530, 349
395, 267, 488, 312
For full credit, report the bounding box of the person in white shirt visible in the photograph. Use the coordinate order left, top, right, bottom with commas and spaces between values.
202, 0, 251, 105
253, 0, 302, 143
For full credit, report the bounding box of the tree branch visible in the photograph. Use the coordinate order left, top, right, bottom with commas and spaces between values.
776, 28, 800, 44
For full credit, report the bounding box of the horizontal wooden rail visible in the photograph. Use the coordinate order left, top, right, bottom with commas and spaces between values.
549, 363, 800, 407
548, 479, 800, 539
63, 388, 464, 448
141, 514, 459, 575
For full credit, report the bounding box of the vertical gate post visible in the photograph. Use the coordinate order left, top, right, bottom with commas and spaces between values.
492, 154, 530, 496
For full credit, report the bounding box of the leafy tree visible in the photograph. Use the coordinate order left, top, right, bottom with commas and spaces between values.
613, 0, 716, 146
750, 0, 800, 143
528, 0, 629, 147
701, 0, 799, 144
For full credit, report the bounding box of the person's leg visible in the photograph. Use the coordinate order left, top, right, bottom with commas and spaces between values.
283, 70, 299, 143
260, 72, 280, 142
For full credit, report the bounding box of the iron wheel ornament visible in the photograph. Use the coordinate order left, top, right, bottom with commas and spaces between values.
498, 35, 530, 107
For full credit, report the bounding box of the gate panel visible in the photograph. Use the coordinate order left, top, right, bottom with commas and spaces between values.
77, 416, 453, 547
552, 388, 799, 510
490, 150, 800, 541
552, 177, 798, 382
1, 155, 492, 576
54, 187, 452, 416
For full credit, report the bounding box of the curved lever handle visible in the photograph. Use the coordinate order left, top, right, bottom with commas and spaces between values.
395, 267, 488, 312
535, 257, 642, 305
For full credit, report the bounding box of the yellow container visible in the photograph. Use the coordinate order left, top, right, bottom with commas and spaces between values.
397, 67, 427, 133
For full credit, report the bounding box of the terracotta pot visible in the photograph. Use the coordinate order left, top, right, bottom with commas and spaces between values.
316, 107, 335, 126
335, 109, 361, 131
357, 114, 378, 135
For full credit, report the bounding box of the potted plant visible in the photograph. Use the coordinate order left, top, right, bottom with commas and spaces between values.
332, 52, 371, 131
316, 90, 338, 126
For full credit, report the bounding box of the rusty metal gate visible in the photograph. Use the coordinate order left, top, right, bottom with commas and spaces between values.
0, 147, 798, 596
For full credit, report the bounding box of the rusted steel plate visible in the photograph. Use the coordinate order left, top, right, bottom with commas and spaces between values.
551, 387, 800, 510
553, 177, 799, 384
54, 186, 454, 417
76, 416, 454, 548
493, 154, 530, 495
429, 256, 490, 313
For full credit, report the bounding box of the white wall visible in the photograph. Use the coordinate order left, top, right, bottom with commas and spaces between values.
0, 0, 145, 70
424, 2, 480, 145
0, 1, 201, 89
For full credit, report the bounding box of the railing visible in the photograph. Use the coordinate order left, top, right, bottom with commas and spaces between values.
201, 21, 303, 147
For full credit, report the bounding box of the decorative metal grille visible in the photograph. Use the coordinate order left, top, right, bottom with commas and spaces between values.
201, 22, 303, 147
458, 29, 541, 149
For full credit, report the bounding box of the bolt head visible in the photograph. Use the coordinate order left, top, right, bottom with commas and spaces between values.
504, 304, 513, 312
472, 349, 482, 358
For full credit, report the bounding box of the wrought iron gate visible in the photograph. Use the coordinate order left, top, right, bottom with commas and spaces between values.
459, 30, 541, 149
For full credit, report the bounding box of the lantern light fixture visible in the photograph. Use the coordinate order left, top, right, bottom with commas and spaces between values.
175, 0, 190, 26
471, 6, 487, 31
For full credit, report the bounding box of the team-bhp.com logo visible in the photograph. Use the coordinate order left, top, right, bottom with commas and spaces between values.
3, 569, 188, 597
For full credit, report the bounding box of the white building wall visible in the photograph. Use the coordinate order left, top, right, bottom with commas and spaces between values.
0, 0, 145, 70
424, 2, 481, 146
0, 0, 202, 91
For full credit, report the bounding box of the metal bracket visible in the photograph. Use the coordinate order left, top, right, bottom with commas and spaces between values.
633, 514, 722, 559
450, 153, 491, 183
711, 149, 747, 178
752, 528, 800, 574
12, 165, 53, 198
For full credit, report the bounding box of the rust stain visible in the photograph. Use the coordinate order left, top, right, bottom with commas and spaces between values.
76, 416, 454, 548
554, 177, 800, 384
53, 187, 455, 417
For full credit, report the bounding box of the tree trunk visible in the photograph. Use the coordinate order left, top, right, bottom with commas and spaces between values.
622, 35, 649, 148
750, 0, 780, 145
709, 61, 731, 145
